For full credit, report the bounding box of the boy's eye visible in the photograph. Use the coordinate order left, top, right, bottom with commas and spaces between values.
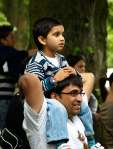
53, 32, 64, 37
53, 32, 60, 37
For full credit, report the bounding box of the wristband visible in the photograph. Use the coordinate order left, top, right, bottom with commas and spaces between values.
50, 77, 57, 85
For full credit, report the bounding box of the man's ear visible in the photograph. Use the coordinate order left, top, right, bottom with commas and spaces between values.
51, 92, 61, 100
38, 36, 46, 45
50, 92, 57, 99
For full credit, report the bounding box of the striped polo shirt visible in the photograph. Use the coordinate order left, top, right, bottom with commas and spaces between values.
25, 51, 69, 92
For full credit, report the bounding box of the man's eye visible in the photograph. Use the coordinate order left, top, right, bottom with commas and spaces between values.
70, 92, 78, 96
71, 93, 76, 96
71, 91, 78, 94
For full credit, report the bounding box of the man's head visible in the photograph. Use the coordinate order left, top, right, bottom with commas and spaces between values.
32, 17, 65, 52
47, 74, 84, 119
0, 25, 16, 46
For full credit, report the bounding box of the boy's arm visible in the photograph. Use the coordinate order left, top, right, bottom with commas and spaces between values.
25, 62, 54, 91
25, 62, 75, 92
18, 73, 44, 112
43, 66, 76, 91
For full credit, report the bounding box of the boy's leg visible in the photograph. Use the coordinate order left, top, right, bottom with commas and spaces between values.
46, 99, 69, 145
79, 99, 95, 147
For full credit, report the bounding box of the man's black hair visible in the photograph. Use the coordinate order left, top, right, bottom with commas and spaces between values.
32, 17, 63, 50
46, 74, 83, 98
0, 25, 13, 39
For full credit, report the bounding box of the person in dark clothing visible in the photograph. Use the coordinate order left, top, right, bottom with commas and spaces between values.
6, 93, 30, 149
0, 24, 28, 129
0, 22, 30, 148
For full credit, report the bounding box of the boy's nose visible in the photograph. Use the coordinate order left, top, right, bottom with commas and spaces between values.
60, 35, 65, 40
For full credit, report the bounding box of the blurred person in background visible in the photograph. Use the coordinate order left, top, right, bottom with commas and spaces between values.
0, 16, 29, 129
67, 54, 98, 114
96, 73, 113, 149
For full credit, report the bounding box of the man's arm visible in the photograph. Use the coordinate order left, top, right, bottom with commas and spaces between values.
18, 73, 44, 112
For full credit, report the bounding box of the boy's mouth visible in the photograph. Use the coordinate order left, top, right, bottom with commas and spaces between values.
59, 43, 64, 47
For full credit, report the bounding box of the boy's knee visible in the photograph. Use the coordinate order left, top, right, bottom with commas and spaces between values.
47, 99, 67, 116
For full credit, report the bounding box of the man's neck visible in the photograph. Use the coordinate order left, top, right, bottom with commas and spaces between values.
68, 114, 73, 121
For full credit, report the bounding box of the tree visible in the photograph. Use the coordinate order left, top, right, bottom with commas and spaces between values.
2, 0, 29, 50
107, 0, 113, 68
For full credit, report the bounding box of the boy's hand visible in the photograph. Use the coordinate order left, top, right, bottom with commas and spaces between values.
53, 66, 76, 82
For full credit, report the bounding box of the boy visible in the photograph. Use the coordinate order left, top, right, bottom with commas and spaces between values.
25, 17, 95, 148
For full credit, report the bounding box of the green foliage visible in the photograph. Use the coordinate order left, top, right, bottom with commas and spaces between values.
72, 46, 95, 55
107, 0, 113, 67
23, 0, 29, 6
71, 47, 81, 54
84, 47, 95, 54
0, 12, 11, 26
0, 0, 3, 9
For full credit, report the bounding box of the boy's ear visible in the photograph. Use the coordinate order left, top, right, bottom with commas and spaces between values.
38, 36, 46, 45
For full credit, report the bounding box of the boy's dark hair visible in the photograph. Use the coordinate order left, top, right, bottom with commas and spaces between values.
67, 54, 86, 67
32, 17, 63, 50
46, 74, 83, 98
0, 25, 13, 39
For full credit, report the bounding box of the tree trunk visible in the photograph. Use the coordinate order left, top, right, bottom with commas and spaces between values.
2, 0, 29, 50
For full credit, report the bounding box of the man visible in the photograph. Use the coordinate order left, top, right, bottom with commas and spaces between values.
19, 73, 89, 149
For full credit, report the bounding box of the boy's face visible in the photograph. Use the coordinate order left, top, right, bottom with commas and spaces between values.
55, 84, 83, 119
44, 25, 65, 53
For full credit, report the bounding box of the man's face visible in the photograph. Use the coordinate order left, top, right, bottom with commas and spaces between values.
44, 25, 65, 53
56, 84, 83, 119
1, 32, 16, 47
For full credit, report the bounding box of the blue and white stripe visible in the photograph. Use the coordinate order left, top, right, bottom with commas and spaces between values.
25, 51, 68, 92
